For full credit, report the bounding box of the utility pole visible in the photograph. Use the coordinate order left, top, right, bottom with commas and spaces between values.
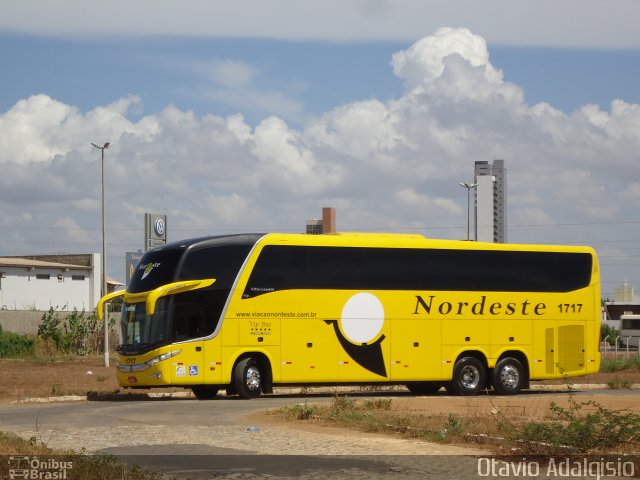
459, 182, 478, 241
92, 142, 111, 367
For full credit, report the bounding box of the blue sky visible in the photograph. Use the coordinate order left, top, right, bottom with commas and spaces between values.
2, 34, 640, 125
0, 0, 639, 299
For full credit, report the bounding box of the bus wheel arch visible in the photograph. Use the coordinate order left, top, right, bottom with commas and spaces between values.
232, 353, 273, 399
492, 352, 529, 395
446, 352, 488, 396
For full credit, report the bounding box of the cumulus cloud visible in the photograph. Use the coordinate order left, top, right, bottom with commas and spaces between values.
391, 27, 501, 90
0, 27, 639, 292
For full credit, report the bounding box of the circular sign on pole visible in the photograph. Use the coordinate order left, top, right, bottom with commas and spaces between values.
145, 213, 167, 250
154, 217, 165, 237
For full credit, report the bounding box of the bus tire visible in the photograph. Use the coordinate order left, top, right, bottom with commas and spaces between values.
492, 357, 525, 395
449, 356, 486, 396
191, 386, 219, 400
233, 357, 263, 399
406, 382, 442, 395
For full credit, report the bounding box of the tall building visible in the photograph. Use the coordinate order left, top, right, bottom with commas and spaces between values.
305, 219, 323, 235
474, 160, 507, 243
305, 207, 337, 235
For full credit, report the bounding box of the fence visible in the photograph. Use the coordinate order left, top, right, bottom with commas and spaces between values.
602, 334, 640, 359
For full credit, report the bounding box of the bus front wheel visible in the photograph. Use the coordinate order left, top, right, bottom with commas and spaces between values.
447, 357, 486, 396
492, 357, 525, 395
233, 357, 263, 399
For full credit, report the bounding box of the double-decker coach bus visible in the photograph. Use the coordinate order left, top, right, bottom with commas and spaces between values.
98, 233, 601, 398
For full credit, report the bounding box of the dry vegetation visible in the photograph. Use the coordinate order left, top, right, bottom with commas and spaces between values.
274, 391, 640, 457
0, 430, 162, 480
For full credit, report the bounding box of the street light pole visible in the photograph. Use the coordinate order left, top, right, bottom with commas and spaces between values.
92, 142, 110, 367
459, 182, 478, 241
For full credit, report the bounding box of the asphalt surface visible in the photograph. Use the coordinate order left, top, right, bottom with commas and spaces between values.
1, 389, 639, 479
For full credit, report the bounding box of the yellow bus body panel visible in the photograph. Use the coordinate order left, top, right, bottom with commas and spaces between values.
112, 232, 601, 389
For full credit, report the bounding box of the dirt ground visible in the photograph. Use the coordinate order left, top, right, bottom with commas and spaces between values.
0, 357, 122, 401
0, 356, 639, 419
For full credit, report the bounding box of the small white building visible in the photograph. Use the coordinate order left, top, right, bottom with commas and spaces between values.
0, 254, 104, 312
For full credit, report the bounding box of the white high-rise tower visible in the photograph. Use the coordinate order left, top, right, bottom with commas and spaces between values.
474, 160, 507, 243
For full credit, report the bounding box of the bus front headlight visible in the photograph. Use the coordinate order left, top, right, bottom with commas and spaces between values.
145, 349, 182, 367
117, 349, 182, 373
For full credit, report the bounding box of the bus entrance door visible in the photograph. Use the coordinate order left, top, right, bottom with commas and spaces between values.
170, 302, 208, 385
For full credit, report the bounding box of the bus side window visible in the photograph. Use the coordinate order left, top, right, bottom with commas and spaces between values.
172, 303, 205, 341
188, 314, 203, 338
171, 289, 229, 341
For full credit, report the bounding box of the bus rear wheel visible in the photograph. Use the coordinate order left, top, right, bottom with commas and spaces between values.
492, 357, 525, 395
191, 386, 219, 400
233, 357, 263, 399
447, 357, 486, 396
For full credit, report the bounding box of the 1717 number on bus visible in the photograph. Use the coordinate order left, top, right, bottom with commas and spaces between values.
558, 303, 582, 313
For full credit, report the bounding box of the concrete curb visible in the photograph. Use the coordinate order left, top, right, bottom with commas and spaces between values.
10, 383, 639, 404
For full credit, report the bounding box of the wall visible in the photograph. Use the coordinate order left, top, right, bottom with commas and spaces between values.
0, 310, 49, 335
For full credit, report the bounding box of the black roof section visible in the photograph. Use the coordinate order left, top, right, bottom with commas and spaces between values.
149, 233, 265, 253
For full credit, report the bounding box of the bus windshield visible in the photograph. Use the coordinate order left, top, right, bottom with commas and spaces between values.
118, 297, 170, 355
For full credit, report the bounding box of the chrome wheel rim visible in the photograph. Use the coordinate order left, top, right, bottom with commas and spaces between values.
245, 366, 261, 391
499, 365, 519, 389
460, 365, 480, 390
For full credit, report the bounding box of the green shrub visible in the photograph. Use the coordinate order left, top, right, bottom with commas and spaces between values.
600, 323, 619, 342
37, 307, 108, 355
289, 402, 317, 420
37, 307, 63, 350
601, 356, 640, 372
0, 330, 35, 357
519, 399, 640, 453
606, 377, 634, 389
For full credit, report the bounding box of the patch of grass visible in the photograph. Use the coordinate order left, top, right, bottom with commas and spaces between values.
0, 431, 52, 456
518, 398, 640, 454
275, 394, 640, 455
601, 356, 640, 373
362, 398, 392, 410
0, 431, 162, 479
280, 396, 499, 444
606, 377, 634, 389
288, 401, 317, 420
0, 330, 35, 358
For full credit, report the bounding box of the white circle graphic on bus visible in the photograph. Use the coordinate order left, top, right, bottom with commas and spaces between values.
340, 292, 385, 344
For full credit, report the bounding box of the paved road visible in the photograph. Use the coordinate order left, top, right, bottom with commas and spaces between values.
1, 389, 638, 479
0, 392, 490, 479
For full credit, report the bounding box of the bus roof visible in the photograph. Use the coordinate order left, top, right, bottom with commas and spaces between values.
257, 232, 597, 255
149, 232, 596, 256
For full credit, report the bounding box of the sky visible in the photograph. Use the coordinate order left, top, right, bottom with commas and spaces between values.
0, 0, 639, 300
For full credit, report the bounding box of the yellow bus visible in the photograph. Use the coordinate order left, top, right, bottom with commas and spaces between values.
98, 232, 601, 398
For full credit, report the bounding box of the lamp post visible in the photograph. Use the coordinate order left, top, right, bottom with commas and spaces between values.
459, 182, 477, 241
92, 142, 110, 367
